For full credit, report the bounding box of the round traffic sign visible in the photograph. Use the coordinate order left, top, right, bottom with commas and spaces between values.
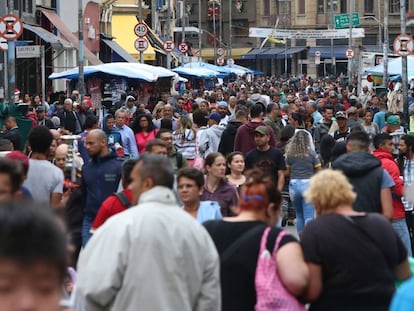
217, 56, 224, 66
227, 58, 235, 66
0, 14, 23, 40
163, 40, 175, 52
134, 37, 149, 52
393, 34, 414, 57
346, 48, 354, 59
314, 50, 321, 57
178, 42, 188, 53
216, 47, 225, 56
0, 37, 7, 51
134, 23, 148, 37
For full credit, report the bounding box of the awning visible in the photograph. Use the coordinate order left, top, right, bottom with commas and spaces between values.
23, 23, 72, 49
309, 46, 349, 59
241, 48, 267, 60
102, 39, 138, 63
39, 8, 102, 65
257, 47, 286, 59
112, 15, 155, 61
194, 47, 252, 60
273, 47, 307, 59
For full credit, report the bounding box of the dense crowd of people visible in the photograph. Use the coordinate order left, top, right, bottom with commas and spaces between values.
1, 76, 414, 310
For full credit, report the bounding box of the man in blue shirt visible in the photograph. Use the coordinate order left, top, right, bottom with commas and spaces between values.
114, 109, 139, 159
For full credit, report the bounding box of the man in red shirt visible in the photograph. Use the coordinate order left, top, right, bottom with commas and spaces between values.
91, 159, 137, 231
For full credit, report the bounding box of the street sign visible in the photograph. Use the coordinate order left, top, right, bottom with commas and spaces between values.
393, 34, 414, 57
178, 42, 188, 53
16, 45, 41, 58
216, 47, 225, 56
227, 58, 235, 66
346, 48, 354, 59
0, 14, 23, 40
134, 23, 148, 37
134, 37, 149, 52
0, 37, 7, 51
314, 50, 321, 57
334, 13, 360, 29
163, 40, 175, 52
217, 56, 224, 66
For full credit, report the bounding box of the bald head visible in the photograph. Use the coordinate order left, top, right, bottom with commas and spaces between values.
86, 129, 109, 158
54, 144, 68, 170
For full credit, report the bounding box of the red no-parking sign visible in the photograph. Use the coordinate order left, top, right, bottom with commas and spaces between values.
0, 14, 23, 40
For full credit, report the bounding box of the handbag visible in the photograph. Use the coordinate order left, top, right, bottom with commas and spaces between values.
255, 227, 306, 311
192, 133, 205, 170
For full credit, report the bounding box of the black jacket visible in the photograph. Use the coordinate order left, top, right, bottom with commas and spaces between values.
332, 152, 383, 214
218, 121, 243, 156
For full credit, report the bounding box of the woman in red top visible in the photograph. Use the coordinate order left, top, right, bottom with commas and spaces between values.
130, 112, 158, 153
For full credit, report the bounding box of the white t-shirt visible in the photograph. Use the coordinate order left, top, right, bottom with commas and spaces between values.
23, 159, 64, 204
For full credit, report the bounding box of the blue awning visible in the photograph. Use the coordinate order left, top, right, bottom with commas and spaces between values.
257, 48, 286, 59
240, 48, 267, 60
102, 39, 138, 63
309, 46, 349, 59
309, 45, 348, 59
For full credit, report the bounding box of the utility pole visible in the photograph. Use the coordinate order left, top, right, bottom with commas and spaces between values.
78, 0, 85, 104
347, 0, 354, 84
166, 0, 171, 68
228, 0, 232, 58
138, 0, 144, 63
213, 0, 216, 65
7, 0, 15, 106
383, 0, 388, 86
198, 0, 202, 60
329, 0, 336, 78
0, 0, 6, 99
401, 0, 409, 123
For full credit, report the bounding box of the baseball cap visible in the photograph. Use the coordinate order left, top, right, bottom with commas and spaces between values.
205, 112, 221, 123
254, 126, 270, 135
126, 95, 135, 102
387, 115, 400, 126
335, 111, 347, 119
347, 106, 357, 115
218, 101, 228, 108
329, 91, 337, 98
240, 84, 246, 89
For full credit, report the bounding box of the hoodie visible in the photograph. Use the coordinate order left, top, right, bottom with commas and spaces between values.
234, 121, 276, 155
218, 121, 243, 156
102, 113, 122, 147
198, 124, 224, 158
332, 152, 385, 214
81, 151, 123, 218
373, 149, 405, 220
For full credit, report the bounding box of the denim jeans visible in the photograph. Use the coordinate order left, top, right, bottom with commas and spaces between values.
392, 218, 413, 257
289, 179, 314, 234
82, 215, 94, 247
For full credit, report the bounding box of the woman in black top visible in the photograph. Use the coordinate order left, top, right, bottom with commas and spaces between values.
204, 169, 308, 310
302, 169, 411, 311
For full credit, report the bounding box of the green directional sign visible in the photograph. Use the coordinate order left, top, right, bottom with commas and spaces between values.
334, 13, 360, 29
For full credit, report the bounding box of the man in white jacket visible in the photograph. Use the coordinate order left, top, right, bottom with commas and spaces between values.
75, 154, 221, 311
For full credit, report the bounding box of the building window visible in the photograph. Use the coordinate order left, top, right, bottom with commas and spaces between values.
298, 0, 305, 14
263, 0, 270, 16
364, 0, 374, 13
390, 0, 409, 13
340, 0, 347, 13
317, 0, 324, 13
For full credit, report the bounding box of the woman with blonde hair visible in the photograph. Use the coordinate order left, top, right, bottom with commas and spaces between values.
152, 101, 164, 121
285, 130, 321, 234
204, 169, 309, 311
172, 115, 197, 165
302, 169, 412, 311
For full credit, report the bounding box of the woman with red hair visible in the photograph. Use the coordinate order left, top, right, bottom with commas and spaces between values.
203, 169, 309, 310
